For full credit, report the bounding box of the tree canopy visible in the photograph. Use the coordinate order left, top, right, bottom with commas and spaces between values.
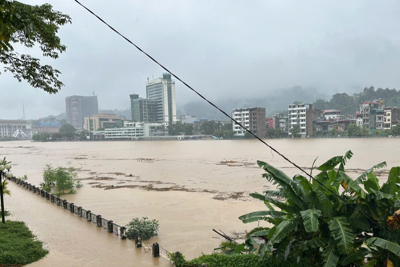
0, 1, 71, 93
314, 86, 400, 115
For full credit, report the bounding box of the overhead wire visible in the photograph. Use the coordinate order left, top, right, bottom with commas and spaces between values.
73, 0, 396, 240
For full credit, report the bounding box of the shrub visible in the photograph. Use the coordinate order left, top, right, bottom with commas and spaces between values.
240, 150, 400, 266
126, 217, 159, 241
170, 253, 312, 267
42, 164, 82, 196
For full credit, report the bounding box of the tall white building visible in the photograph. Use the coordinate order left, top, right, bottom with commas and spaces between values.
146, 73, 177, 125
288, 103, 313, 138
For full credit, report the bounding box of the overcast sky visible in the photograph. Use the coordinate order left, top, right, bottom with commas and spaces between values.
2, 0, 400, 119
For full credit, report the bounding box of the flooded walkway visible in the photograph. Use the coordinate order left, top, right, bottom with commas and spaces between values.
6, 183, 171, 267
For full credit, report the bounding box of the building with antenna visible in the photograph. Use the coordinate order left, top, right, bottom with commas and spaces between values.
130, 73, 177, 126
146, 73, 177, 125
65, 95, 99, 129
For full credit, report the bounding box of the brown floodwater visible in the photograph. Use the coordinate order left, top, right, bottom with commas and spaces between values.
2, 138, 399, 266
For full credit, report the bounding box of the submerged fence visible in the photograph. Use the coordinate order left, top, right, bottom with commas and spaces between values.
9, 177, 169, 259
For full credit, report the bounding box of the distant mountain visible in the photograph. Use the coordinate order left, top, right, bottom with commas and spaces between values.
177, 86, 328, 120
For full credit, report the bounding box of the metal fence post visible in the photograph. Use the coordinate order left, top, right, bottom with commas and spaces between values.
87, 210, 91, 222
96, 215, 102, 227
70, 203, 74, 213
152, 243, 160, 258
107, 220, 113, 233
120, 226, 126, 239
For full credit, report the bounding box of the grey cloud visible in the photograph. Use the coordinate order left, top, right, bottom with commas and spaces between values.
2, 0, 400, 119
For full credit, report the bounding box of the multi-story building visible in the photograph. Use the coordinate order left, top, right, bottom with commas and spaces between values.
180, 115, 198, 124
130, 94, 157, 123
146, 73, 177, 125
288, 103, 313, 138
278, 117, 289, 133
356, 112, 363, 127
370, 109, 385, 131
83, 114, 124, 132
359, 101, 384, 130
66, 95, 98, 129
32, 122, 61, 134
0, 120, 32, 139
232, 107, 266, 137
323, 109, 341, 120
104, 122, 167, 139
383, 107, 400, 130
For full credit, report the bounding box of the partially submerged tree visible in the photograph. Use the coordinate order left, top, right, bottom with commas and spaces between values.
240, 151, 400, 266
0, 0, 71, 93
42, 165, 81, 196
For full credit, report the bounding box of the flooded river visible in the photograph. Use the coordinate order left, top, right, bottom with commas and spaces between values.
2, 138, 399, 266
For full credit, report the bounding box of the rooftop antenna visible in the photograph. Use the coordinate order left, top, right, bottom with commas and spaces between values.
93, 91, 95, 96
22, 102, 26, 120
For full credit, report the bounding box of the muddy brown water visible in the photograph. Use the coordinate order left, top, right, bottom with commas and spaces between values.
2, 138, 399, 266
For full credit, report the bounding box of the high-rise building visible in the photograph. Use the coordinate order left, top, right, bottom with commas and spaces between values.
130, 94, 157, 123
146, 73, 177, 125
288, 103, 313, 138
232, 107, 266, 137
66, 95, 98, 129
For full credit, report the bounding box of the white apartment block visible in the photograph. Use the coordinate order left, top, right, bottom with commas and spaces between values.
232, 109, 250, 136
232, 107, 266, 137
288, 103, 313, 138
105, 122, 167, 139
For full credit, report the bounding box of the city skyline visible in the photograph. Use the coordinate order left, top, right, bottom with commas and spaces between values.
3, 1, 400, 119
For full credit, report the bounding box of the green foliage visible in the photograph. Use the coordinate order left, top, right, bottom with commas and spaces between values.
171, 253, 312, 267
0, 221, 48, 265
126, 217, 159, 241
0, 210, 9, 216
42, 164, 81, 196
168, 122, 193, 135
79, 130, 89, 141
391, 124, 400, 136
314, 86, 400, 115
32, 132, 50, 141
240, 151, 400, 266
266, 128, 285, 138
244, 131, 252, 139
0, 1, 71, 93
60, 123, 76, 135
289, 125, 300, 137
347, 124, 369, 137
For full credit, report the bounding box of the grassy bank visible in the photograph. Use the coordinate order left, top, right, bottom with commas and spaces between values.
0, 221, 48, 265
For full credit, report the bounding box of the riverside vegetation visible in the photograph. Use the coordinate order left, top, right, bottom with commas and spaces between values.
42, 165, 82, 196
172, 151, 400, 267
0, 221, 48, 265
0, 158, 47, 265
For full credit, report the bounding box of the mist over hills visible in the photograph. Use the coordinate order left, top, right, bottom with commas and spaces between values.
177, 86, 329, 120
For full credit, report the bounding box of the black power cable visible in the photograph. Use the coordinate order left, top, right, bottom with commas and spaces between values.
73, 0, 397, 241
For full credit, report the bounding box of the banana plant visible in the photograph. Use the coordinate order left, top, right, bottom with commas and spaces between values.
240, 151, 400, 266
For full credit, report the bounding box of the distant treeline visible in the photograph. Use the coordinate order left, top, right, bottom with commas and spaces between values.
313, 86, 400, 115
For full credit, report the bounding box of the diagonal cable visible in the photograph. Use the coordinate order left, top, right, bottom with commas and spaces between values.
73, 0, 397, 240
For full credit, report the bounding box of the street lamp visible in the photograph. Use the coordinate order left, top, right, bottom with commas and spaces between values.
0, 163, 12, 224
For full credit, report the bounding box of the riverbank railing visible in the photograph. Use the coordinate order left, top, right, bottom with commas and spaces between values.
9, 177, 170, 260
